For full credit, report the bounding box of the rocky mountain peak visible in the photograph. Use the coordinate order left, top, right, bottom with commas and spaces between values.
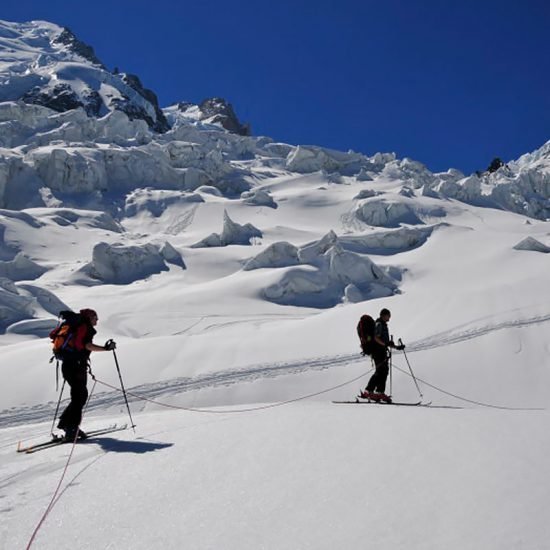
170, 97, 250, 136
199, 97, 250, 136
0, 19, 170, 133
52, 26, 105, 68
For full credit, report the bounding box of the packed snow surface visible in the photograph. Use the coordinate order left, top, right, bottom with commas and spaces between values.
2, 404, 549, 550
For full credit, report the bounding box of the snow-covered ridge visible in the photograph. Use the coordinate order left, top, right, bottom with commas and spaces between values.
0, 94, 548, 218
0, 18, 548, 219
0, 20, 169, 132
0, 19, 252, 138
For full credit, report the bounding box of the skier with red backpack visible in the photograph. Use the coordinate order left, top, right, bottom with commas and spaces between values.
50, 309, 116, 441
357, 308, 404, 403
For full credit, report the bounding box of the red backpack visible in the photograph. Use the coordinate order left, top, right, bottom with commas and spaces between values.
49, 310, 87, 358
357, 315, 376, 356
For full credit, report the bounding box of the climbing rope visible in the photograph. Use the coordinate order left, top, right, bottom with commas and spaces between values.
24, 365, 373, 546
26, 379, 98, 550
392, 361, 545, 411
91, 367, 373, 414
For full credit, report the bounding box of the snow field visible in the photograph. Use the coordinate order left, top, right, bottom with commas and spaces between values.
1, 403, 549, 550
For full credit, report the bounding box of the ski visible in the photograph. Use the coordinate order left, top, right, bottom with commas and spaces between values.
17, 426, 110, 454
332, 399, 429, 407
332, 400, 465, 409
17, 424, 128, 454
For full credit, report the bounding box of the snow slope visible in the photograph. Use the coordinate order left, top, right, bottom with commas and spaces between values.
2, 405, 549, 550
0, 18, 549, 550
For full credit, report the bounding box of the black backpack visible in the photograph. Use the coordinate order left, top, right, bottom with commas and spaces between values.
357, 315, 376, 356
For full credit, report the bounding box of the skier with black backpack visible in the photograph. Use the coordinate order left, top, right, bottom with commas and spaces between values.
50, 309, 116, 441
357, 308, 404, 403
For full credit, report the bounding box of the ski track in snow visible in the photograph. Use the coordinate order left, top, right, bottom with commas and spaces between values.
1, 311, 549, 429
410, 311, 550, 351
165, 204, 199, 235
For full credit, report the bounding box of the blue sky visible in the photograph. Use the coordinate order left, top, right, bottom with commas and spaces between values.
2, 0, 549, 173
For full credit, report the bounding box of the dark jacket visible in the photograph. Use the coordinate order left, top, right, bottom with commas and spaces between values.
374, 318, 390, 347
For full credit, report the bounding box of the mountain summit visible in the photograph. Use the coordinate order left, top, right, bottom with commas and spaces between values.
0, 20, 172, 132
0, 19, 249, 138
164, 97, 251, 136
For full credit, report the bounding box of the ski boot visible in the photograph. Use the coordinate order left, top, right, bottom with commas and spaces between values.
360, 390, 381, 401
63, 428, 88, 442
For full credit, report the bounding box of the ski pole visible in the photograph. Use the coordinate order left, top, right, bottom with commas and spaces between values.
389, 351, 393, 397
50, 380, 65, 437
108, 343, 136, 432
388, 342, 393, 397
398, 338, 423, 399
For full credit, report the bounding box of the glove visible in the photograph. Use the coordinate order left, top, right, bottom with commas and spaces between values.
395, 344, 405, 351
104, 339, 117, 351
389, 340, 396, 348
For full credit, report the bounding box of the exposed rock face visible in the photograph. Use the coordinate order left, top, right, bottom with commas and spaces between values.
171, 98, 250, 136
198, 98, 250, 136
22, 84, 86, 114
52, 27, 105, 67
120, 74, 170, 133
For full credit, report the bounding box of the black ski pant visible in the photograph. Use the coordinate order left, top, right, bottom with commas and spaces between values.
58, 355, 89, 431
366, 348, 389, 394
